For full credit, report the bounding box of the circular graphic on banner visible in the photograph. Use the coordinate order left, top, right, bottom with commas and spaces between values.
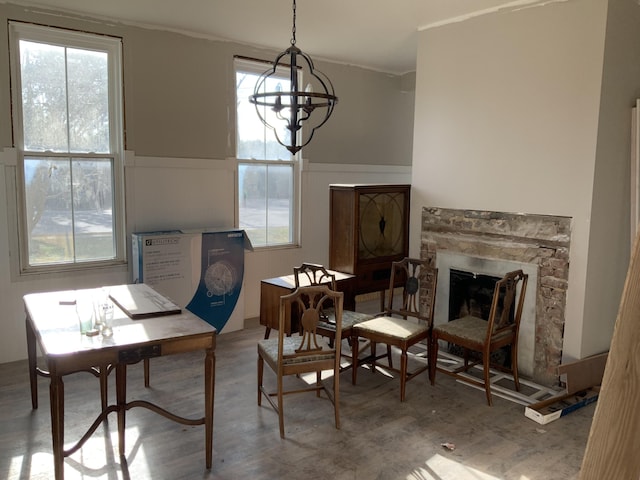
205, 260, 237, 296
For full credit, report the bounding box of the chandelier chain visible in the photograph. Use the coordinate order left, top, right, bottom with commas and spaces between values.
291, 0, 296, 46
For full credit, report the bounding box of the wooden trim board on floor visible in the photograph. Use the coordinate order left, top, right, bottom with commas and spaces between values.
434, 351, 561, 406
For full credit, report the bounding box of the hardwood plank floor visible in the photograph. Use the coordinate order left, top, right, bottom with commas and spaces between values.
0, 323, 594, 480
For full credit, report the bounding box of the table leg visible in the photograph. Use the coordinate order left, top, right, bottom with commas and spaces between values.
116, 362, 127, 457
26, 317, 38, 409
144, 358, 150, 387
343, 285, 356, 312
99, 366, 108, 412
49, 369, 64, 480
204, 347, 215, 469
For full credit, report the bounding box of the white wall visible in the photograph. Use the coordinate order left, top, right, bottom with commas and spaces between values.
411, 0, 610, 362
0, 149, 410, 363
0, 4, 414, 364
6, 0, 638, 368
582, 0, 640, 356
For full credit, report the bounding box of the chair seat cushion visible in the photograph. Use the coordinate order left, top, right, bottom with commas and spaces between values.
354, 316, 429, 341
433, 315, 487, 343
318, 308, 374, 331
258, 336, 335, 365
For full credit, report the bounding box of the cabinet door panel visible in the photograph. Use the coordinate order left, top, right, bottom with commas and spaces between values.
329, 184, 410, 296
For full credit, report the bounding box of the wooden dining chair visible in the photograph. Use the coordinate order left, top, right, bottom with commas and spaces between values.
257, 284, 344, 438
429, 269, 528, 406
351, 258, 438, 401
294, 263, 373, 371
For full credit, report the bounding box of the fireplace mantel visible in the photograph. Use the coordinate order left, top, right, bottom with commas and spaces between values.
421, 207, 571, 386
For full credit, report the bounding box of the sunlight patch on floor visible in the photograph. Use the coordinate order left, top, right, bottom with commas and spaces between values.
407, 453, 533, 480
8, 451, 54, 480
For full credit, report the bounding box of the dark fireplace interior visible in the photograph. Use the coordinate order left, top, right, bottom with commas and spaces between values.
448, 269, 500, 321
448, 269, 512, 368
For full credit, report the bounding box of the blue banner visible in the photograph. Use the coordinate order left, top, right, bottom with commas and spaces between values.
186, 231, 246, 331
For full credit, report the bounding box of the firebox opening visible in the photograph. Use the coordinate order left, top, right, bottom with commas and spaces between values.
448, 268, 512, 368
448, 269, 500, 321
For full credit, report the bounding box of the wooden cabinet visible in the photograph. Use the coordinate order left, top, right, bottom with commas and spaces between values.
329, 184, 410, 297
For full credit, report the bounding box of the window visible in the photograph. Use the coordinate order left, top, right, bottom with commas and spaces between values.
234, 57, 298, 248
9, 22, 125, 273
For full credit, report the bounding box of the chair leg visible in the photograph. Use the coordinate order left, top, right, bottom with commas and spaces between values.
386, 344, 393, 369
277, 373, 285, 438
511, 344, 520, 391
429, 336, 439, 385
316, 371, 322, 397
483, 349, 493, 406
333, 367, 340, 430
370, 342, 377, 373
400, 348, 408, 402
351, 334, 359, 385
257, 356, 264, 406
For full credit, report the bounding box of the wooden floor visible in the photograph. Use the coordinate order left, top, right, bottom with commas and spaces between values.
0, 322, 594, 480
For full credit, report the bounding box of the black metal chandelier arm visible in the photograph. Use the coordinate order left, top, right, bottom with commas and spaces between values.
249, 91, 337, 109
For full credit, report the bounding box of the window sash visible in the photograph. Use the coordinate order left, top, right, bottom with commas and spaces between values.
235, 57, 294, 161
9, 21, 126, 274
237, 159, 298, 247
235, 57, 300, 248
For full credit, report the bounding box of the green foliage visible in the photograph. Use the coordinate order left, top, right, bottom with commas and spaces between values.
20, 41, 109, 152
30, 232, 115, 264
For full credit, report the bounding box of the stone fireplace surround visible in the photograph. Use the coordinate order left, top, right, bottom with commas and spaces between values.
421, 207, 571, 387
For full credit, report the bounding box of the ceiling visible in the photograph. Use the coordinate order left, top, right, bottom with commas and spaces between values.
5, 0, 544, 74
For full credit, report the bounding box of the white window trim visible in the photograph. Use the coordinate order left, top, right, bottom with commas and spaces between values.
8, 21, 127, 275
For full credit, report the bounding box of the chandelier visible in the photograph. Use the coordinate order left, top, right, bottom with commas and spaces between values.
249, 0, 338, 155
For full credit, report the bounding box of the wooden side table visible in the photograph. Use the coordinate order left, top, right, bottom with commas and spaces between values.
259, 270, 356, 338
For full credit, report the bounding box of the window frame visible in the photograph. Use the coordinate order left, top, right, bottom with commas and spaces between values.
234, 56, 301, 250
8, 21, 126, 275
